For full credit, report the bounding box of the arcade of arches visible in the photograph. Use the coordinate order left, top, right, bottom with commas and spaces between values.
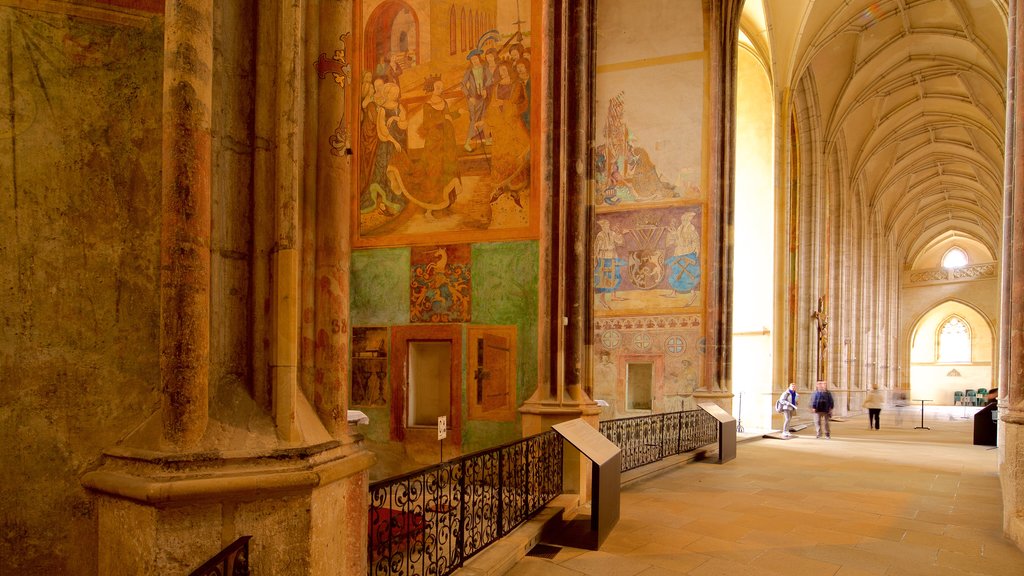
3, 1, 1024, 574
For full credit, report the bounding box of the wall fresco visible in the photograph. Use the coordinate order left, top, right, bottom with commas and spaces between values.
355, 0, 539, 247
352, 327, 389, 406
410, 244, 472, 322
593, 204, 702, 314
593, 315, 704, 413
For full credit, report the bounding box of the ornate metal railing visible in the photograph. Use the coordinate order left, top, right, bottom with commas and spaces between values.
599, 409, 718, 472
368, 430, 562, 576
189, 535, 251, 576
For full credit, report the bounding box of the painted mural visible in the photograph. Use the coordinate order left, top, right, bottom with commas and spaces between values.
355, 0, 538, 247
352, 327, 389, 406
595, 92, 683, 205
410, 244, 471, 322
315, 32, 353, 155
593, 205, 702, 314
593, 315, 704, 412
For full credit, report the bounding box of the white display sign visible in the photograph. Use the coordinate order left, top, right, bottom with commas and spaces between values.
438, 416, 447, 440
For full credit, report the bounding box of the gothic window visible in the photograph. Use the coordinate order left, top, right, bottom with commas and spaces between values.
937, 316, 971, 363
449, 6, 456, 55
461, 8, 467, 51
941, 246, 968, 269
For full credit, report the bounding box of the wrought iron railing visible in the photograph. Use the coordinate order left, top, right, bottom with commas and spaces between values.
189, 535, 251, 576
599, 409, 718, 472
368, 430, 563, 576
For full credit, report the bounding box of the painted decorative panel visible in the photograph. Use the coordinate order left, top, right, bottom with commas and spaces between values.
352, 327, 389, 406
593, 205, 702, 314
410, 244, 472, 322
354, 0, 540, 247
593, 315, 704, 413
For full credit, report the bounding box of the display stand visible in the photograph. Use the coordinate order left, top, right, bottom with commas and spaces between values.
698, 402, 736, 463
549, 419, 622, 550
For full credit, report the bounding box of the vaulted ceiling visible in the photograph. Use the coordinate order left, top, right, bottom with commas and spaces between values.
743, 0, 1007, 264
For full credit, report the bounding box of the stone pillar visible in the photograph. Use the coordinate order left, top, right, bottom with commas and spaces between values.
272, 0, 305, 442
520, 0, 600, 507
694, 0, 743, 410
313, 1, 352, 438
160, 0, 213, 450
1002, 0, 1024, 552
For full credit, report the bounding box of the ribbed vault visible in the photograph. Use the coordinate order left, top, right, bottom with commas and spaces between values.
759, 0, 1006, 262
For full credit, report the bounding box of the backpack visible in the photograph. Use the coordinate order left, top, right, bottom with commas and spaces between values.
774, 399, 784, 413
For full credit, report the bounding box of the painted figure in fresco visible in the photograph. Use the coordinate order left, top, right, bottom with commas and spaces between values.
361, 82, 408, 216
359, 74, 383, 186
664, 211, 701, 302
594, 219, 627, 308
514, 59, 531, 131
462, 49, 493, 151
408, 75, 463, 218
595, 93, 676, 205
487, 62, 530, 207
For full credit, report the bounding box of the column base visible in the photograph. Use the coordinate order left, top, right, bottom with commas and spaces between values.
1002, 410, 1024, 553
83, 433, 374, 575
520, 392, 602, 505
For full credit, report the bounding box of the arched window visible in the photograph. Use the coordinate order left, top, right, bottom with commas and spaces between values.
937, 316, 971, 363
941, 246, 968, 269
449, 6, 457, 55
461, 8, 467, 51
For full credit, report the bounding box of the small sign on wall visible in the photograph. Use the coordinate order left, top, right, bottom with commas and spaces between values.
438, 416, 447, 440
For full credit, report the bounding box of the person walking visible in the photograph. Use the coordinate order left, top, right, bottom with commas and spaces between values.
811, 381, 834, 439
777, 383, 799, 438
863, 384, 884, 430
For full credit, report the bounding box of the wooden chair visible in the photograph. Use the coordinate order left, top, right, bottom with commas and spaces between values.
965, 389, 977, 406
977, 388, 988, 406
954, 391, 964, 406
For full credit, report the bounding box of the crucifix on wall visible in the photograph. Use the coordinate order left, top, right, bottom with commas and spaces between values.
811, 296, 829, 382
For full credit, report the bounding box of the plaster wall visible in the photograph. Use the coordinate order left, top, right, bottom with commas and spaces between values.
0, 7, 164, 574
349, 241, 539, 476
591, 0, 711, 419
899, 276, 1000, 390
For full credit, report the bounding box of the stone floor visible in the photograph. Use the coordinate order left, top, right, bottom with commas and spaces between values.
508, 406, 1024, 575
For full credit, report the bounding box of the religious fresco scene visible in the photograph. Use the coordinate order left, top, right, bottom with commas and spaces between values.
356, 0, 537, 246
351, 327, 390, 407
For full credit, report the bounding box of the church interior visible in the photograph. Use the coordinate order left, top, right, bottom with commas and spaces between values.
2, 0, 1024, 574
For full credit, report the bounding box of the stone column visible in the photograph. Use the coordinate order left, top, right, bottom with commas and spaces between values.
1002, 0, 1024, 552
314, 2, 352, 438
520, 1, 599, 508
272, 0, 305, 442
695, 0, 743, 409
160, 0, 213, 450
564, 0, 594, 404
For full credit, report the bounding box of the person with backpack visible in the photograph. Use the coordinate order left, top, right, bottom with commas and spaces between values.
776, 383, 799, 438
811, 380, 835, 439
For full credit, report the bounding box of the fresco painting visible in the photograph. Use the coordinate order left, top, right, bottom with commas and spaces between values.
593, 68, 704, 205
592, 315, 703, 411
356, 0, 538, 247
410, 244, 472, 322
352, 327, 389, 406
593, 205, 703, 315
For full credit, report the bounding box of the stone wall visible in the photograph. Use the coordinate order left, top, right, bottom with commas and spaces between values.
0, 6, 164, 574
